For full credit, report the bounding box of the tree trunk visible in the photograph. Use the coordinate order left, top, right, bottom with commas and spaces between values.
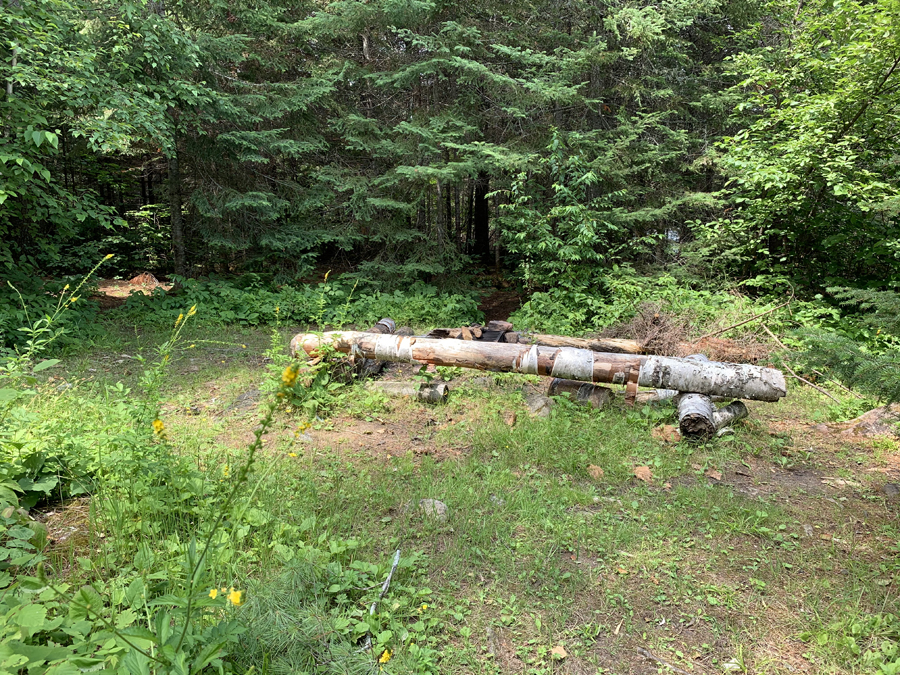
168, 145, 187, 278
473, 172, 491, 261
291, 332, 787, 402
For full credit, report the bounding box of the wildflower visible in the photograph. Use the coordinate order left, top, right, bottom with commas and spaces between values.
298, 421, 311, 432
152, 419, 165, 437
324, 271, 330, 283
227, 588, 243, 606
282, 365, 299, 388
288, 452, 298, 458
223, 464, 229, 478
189, 344, 195, 348
378, 649, 392, 664
208, 588, 218, 599
241, 344, 247, 349
104, 253, 114, 260
188, 305, 197, 316
70, 296, 79, 302
420, 604, 428, 611
175, 312, 184, 328
63, 284, 70, 291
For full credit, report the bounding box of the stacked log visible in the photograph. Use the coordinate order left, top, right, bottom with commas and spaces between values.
291, 331, 787, 402
290, 320, 782, 439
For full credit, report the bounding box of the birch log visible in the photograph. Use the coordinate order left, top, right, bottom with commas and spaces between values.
713, 401, 748, 429
291, 332, 787, 402
547, 379, 613, 409
677, 355, 716, 440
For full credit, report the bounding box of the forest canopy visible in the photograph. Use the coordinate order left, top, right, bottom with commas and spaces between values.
1, 0, 898, 290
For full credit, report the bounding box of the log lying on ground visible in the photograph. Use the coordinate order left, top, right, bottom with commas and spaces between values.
713, 400, 748, 430
289, 318, 396, 381
429, 325, 769, 362
292, 332, 787, 402
368, 381, 449, 404
679, 397, 749, 440
547, 379, 613, 409
677, 355, 716, 439
676, 355, 749, 440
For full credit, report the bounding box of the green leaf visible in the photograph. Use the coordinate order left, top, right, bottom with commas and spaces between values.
33, 359, 61, 372
13, 604, 47, 631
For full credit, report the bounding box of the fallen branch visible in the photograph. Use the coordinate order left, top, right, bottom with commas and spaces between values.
782, 362, 841, 404
697, 295, 794, 342
811, 369, 864, 399
292, 332, 787, 402
761, 324, 858, 402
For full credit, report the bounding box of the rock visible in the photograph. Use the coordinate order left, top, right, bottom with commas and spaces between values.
525, 393, 553, 418
418, 499, 449, 521
803, 524, 815, 537
489, 494, 506, 506
225, 389, 260, 413
501, 411, 517, 426
882, 483, 900, 501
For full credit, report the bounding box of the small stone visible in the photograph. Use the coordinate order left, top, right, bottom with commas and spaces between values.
802, 524, 814, 537
501, 411, 517, 426
418, 499, 449, 521
525, 393, 553, 418
882, 483, 900, 501
225, 389, 261, 413
489, 494, 506, 506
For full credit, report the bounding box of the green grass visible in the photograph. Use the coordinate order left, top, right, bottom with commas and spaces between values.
9, 324, 900, 674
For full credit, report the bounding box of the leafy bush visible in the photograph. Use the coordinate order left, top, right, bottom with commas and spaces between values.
117, 275, 483, 329
0, 265, 104, 353
801, 613, 900, 674
510, 267, 744, 335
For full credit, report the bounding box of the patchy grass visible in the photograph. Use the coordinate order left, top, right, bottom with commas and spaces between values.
44, 326, 900, 674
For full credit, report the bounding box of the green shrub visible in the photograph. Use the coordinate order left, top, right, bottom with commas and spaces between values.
116, 275, 483, 329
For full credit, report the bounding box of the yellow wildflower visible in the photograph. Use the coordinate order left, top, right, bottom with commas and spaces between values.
187, 305, 197, 317
223, 464, 229, 478
298, 421, 311, 432
288, 452, 298, 458
70, 296, 79, 302
227, 588, 243, 606
189, 344, 195, 348
420, 604, 428, 611
282, 365, 299, 388
378, 649, 392, 664
208, 588, 218, 599
63, 284, 70, 291
152, 419, 165, 436
175, 312, 184, 327
324, 270, 330, 283
104, 253, 114, 260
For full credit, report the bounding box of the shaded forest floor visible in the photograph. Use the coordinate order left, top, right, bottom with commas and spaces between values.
45, 323, 900, 674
